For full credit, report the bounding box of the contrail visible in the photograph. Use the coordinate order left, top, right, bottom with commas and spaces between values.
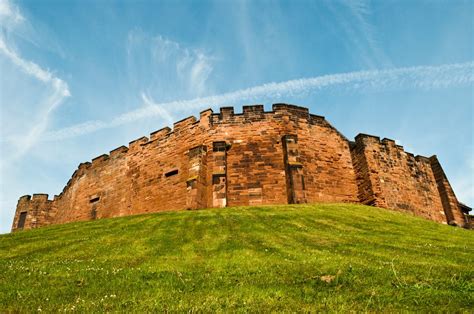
43, 61, 474, 141
0, 36, 70, 155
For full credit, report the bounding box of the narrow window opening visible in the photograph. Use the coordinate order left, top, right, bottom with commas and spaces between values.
18, 212, 27, 229
165, 169, 179, 177
301, 175, 306, 190
90, 196, 100, 203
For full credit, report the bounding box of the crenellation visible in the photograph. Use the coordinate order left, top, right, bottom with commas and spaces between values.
199, 109, 213, 127
415, 155, 431, 163
79, 162, 92, 169
218, 106, 235, 120
110, 145, 129, 157
76, 163, 91, 177
243, 104, 264, 115
174, 116, 197, 131
272, 103, 309, 114
11, 104, 468, 232
32, 193, 49, 201
150, 127, 172, 141
355, 133, 381, 144
91, 154, 110, 167
309, 114, 325, 125
19, 195, 31, 201
129, 136, 148, 150
381, 138, 396, 146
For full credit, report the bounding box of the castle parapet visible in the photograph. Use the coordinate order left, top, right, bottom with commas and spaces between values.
129, 136, 149, 150
355, 133, 381, 145
243, 104, 264, 115
11, 102, 467, 233
272, 103, 309, 118
32, 193, 50, 201
91, 154, 110, 167
174, 116, 197, 131
219, 107, 234, 120
199, 109, 213, 127
12, 193, 54, 232
309, 114, 325, 125
381, 138, 396, 147
150, 127, 171, 141
110, 146, 129, 158
19, 195, 31, 202
415, 155, 431, 163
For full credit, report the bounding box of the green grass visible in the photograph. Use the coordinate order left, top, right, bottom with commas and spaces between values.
0, 203, 473, 312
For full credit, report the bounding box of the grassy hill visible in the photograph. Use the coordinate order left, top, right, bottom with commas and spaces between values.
0, 203, 472, 312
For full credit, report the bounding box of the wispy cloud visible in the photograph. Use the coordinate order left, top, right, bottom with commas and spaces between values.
0, 0, 24, 29
342, 0, 392, 67
0, 39, 69, 95
0, 0, 70, 158
141, 92, 175, 126
126, 30, 214, 101
43, 61, 474, 141
325, 0, 391, 69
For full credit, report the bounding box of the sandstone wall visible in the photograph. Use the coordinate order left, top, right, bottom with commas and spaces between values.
350, 134, 464, 225
11, 194, 54, 232
11, 104, 466, 231
430, 156, 466, 225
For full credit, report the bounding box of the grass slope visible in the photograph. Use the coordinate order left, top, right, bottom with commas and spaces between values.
0, 203, 473, 312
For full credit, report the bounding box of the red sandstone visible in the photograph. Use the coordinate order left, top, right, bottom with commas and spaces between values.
11, 104, 468, 232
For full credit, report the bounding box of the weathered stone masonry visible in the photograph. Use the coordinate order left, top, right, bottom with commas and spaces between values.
11, 104, 469, 232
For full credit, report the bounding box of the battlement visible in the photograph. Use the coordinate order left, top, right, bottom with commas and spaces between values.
11, 103, 467, 232
129, 136, 149, 150
92, 154, 109, 166
208, 103, 313, 124
19, 195, 31, 202
18, 194, 53, 202
272, 103, 309, 115
150, 127, 172, 141
354, 133, 432, 162
355, 133, 381, 143
174, 116, 197, 130
415, 155, 431, 163
32, 193, 50, 201
12, 193, 54, 231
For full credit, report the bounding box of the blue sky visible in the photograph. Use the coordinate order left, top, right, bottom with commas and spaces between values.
0, 0, 472, 234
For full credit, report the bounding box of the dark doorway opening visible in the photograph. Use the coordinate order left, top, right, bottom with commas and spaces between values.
18, 212, 27, 229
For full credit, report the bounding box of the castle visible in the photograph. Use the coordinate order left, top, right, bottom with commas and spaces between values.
11, 104, 470, 232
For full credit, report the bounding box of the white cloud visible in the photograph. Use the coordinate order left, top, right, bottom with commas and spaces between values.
42, 61, 474, 141
189, 53, 213, 96
0, 0, 24, 29
324, 0, 391, 69
126, 30, 214, 101
0, 1, 70, 160
342, 0, 391, 67
0, 38, 69, 96
141, 92, 175, 125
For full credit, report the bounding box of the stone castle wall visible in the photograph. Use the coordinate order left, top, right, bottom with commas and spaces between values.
11, 104, 467, 232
